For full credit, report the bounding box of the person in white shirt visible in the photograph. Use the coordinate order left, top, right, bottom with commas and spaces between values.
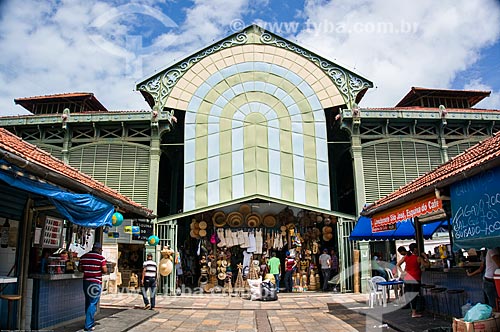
319, 249, 331, 291
141, 253, 158, 310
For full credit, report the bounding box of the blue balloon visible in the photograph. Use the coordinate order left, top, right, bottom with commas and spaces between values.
148, 235, 160, 246
112, 212, 124, 226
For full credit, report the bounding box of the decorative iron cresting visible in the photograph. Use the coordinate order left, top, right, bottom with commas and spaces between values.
260, 32, 372, 107
137, 32, 249, 111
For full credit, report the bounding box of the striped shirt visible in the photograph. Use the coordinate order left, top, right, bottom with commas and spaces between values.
80, 251, 106, 284
143, 259, 157, 279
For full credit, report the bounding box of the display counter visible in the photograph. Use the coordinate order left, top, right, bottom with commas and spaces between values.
30, 273, 85, 329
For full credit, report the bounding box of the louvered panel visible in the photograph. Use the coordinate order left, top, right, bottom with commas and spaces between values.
388, 141, 407, 191
428, 145, 443, 169
374, 143, 393, 198
414, 143, 432, 174
362, 145, 379, 203
68, 143, 150, 207
401, 141, 419, 183
447, 141, 479, 160
37, 144, 63, 161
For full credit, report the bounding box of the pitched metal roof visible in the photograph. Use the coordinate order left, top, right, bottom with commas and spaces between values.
14, 92, 108, 113
0, 128, 154, 218
362, 131, 500, 216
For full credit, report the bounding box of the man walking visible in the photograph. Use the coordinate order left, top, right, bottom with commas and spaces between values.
141, 252, 158, 310
267, 252, 281, 292
79, 242, 107, 332
319, 248, 331, 291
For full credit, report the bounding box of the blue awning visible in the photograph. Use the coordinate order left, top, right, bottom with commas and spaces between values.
349, 216, 447, 241
0, 160, 113, 228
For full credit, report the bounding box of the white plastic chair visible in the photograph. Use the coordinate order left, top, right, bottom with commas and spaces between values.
367, 278, 384, 308
385, 268, 403, 301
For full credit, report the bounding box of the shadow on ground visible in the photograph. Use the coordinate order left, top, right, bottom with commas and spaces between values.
327, 302, 452, 332
52, 307, 125, 332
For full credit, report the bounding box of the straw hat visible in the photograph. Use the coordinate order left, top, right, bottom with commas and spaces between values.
323, 217, 331, 225
239, 204, 251, 216
262, 214, 277, 228
227, 211, 243, 227
322, 226, 332, 234
218, 272, 226, 280
199, 229, 207, 237
286, 223, 295, 230
323, 232, 333, 241
212, 211, 226, 227
199, 220, 207, 230
246, 212, 261, 227
159, 258, 173, 276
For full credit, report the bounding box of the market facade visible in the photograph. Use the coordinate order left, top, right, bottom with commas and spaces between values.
2, 25, 500, 297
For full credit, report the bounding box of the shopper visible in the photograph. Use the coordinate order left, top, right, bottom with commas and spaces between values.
267, 252, 281, 292
467, 247, 500, 307
79, 243, 107, 332
141, 252, 158, 310
397, 243, 429, 318
284, 252, 296, 292
319, 248, 331, 291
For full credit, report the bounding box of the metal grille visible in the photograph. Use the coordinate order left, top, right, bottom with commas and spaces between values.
447, 140, 481, 159
337, 217, 356, 292
362, 140, 442, 203
68, 143, 150, 206
156, 220, 178, 295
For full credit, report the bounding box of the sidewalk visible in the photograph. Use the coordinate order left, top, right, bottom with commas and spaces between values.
58, 291, 453, 332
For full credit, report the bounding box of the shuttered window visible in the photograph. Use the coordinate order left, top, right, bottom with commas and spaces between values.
362, 140, 442, 203
68, 143, 150, 206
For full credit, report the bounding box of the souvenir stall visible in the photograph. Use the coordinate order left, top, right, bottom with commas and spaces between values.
180, 204, 340, 294
0, 128, 154, 330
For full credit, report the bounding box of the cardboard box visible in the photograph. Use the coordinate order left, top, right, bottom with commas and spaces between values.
453, 313, 500, 332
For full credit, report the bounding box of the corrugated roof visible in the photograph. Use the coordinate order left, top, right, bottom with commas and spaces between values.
0, 128, 154, 218
362, 131, 500, 216
14, 92, 108, 113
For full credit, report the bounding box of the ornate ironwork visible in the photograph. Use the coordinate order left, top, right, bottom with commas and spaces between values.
259, 32, 372, 107
137, 32, 248, 111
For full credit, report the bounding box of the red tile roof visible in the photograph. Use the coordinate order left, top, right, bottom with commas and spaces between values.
14, 92, 108, 113
0, 128, 154, 218
362, 131, 500, 216
395, 87, 490, 107
363, 106, 500, 113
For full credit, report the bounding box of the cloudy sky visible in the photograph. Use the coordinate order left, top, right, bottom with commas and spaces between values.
0, 0, 499, 116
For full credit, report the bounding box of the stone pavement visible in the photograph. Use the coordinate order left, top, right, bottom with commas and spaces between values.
53, 290, 453, 332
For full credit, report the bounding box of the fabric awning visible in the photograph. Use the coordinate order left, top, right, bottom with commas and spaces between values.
0, 160, 113, 228
349, 216, 447, 241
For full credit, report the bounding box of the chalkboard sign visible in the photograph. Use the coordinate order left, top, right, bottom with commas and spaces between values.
451, 166, 500, 249
132, 220, 154, 241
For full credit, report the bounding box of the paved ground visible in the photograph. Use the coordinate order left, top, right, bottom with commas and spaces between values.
53, 290, 453, 332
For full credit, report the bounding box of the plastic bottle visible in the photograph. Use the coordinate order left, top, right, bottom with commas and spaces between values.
461, 300, 473, 318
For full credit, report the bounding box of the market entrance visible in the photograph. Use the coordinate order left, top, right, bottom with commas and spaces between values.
159, 200, 348, 296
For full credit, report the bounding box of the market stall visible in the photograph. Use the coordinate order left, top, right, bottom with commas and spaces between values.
0, 128, 154, 330
359, 131, 500, 317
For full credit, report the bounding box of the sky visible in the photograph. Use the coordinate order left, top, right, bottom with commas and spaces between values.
0, 0, 499, 116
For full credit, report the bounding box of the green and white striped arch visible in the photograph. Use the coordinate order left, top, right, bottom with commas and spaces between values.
168, 45, 345, 212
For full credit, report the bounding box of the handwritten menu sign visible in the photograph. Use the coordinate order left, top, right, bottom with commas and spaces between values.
451, 166, 500, 248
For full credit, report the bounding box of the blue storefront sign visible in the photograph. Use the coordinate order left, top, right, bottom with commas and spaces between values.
451, 166, 500, 249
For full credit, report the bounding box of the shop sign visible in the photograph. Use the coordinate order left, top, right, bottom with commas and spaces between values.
451, 167, 500, 248
132, 220, 153, 241
371, 195, 442, 232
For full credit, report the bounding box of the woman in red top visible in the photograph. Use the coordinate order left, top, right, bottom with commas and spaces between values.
397, 243, 429, 318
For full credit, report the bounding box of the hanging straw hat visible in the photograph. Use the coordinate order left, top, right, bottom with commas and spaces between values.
218, 272, 226, 280
323, 232, 333, 241
212, 211, 226, 227
262, 214, 277, 228
322, 226, 332, 234
227, 212, 243, 227
199, 220, 207, 229
323, 217, 331, 225
246, 212, 261, 227
199, 229, 207, 237
239, 204, 251, 216
159, 258, 173, 276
